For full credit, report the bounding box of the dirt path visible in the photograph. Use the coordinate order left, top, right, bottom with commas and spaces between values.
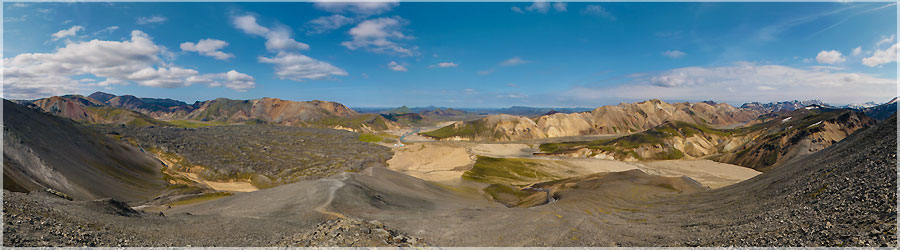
313, 173, 350, 218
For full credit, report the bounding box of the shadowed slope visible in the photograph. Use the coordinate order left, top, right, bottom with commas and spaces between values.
3, 100, 167, 202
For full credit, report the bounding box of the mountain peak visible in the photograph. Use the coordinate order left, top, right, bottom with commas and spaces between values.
87, 91, 117, 103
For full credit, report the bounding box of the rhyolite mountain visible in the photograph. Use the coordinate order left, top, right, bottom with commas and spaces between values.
740, 100, 826, 113
17, 92, 400, 132
422, 99, 764, 141
537, 107, 874, 171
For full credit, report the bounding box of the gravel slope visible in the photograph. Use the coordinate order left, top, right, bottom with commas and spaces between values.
3, 115, 895, 247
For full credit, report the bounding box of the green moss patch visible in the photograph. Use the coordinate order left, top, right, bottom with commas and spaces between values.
463, 156, 560, 185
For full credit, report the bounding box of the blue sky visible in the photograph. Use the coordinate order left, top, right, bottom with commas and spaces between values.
2, 1, 897, 107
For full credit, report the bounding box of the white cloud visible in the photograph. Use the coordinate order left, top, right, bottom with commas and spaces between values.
430, 62, 458, 68
500, 57, 530, 66
341, 16, 415, 56
5, 15, 27, 23
136, 15, 167, 25
313, 1, 398, 16
233, 15, 310, 51
10, 3, 27, 8
188, 70, 256, 92
526, 2, 550, 13
514, 1, 566, 14
553, 2, 567, 12
233, 15, 270, 36
567, 62, 896, 105
582, 5, 616, 21
93, 26, 119, 35
180, 39, 234, 60
265, 27, 310, 51
477, 69, 495, 75
816, 50, 845, 64
662, 50, 687, 59
3, 30, 254, 99
234, 14, 346, 82
876, 34, 896, 47
862, 43, 898, 67
307, 14, 355, 34
388, 61, 408, 72
259, 52, 348, 81
51, 26, 83, 41
851, 46, 862, 56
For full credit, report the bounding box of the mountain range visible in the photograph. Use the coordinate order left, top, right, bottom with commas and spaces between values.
15, 92, 400, 133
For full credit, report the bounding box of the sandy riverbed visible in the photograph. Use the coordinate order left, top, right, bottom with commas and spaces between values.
387, 141, 760, 188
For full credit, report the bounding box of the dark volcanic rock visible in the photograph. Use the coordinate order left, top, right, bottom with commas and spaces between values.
93, 124, 393, 186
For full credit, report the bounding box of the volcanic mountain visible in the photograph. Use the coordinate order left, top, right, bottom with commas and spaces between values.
538, 107, 874, 171
422, 99, 763, 141
3, 99, 167, 202
17, 92, 399, 132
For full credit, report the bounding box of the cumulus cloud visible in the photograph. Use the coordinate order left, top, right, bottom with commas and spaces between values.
307, 14, 355, 34
234, 16, 320, 56
862, 43, 898, 67
388, 61, 408, 72
180, 39, 234, 60
341, 16, 415, 56
233, 15, 310, 51
816, 50, 845, 64
188, 70, 256, 92
511, 6, 524, 14
233, 15, 270, 36
662, 50, 686, 59
258, 52, 348, 81
136, 15, 167, 25
51, 26, 83, 41
851, 46, 862, 56
233, 14, 346, 81
500, 57, 530, 66
430, 62, 458, 68
582, 5, 616, 21
566, 62, 896, 105
313, 1, 398, 16
3, 30, 255, 99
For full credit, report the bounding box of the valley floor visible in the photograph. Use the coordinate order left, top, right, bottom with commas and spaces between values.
3, 118, 896, 247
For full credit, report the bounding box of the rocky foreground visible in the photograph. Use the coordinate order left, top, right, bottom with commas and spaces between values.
2, 113, 896, 246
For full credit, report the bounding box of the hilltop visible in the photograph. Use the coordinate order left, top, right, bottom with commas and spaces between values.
422, 99, 762, 141
16, 92, 400, 133
538, 107, 874, 171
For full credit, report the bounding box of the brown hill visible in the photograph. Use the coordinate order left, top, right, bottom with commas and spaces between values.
20, 93, 398, 132
538, 107, 874, 171
17, 95, 167, 126
2, 99, 167, 202
422, 99, 762, 141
